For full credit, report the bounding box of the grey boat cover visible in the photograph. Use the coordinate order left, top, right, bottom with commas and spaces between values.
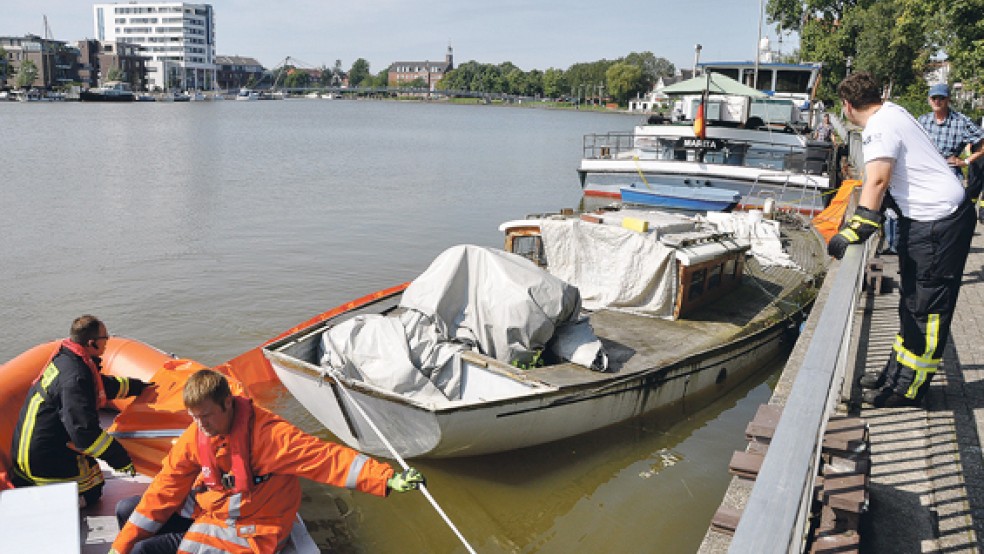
319, 245, 608, 402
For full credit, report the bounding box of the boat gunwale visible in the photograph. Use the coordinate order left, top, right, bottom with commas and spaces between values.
265, 280, 820, 417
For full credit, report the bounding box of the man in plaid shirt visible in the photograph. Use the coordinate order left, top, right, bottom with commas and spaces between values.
918, 83, 984, 181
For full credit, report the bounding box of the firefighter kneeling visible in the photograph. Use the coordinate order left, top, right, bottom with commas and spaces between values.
110, 369, 423, 554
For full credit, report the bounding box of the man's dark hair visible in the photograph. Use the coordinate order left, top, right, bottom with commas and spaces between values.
837, 72, 882, 109
70, 314, 103, 345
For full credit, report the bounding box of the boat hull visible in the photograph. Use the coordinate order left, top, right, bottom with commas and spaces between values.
79, 91, 135, 102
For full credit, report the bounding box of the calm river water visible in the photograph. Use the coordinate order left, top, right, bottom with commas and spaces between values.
1, 99, 783, 553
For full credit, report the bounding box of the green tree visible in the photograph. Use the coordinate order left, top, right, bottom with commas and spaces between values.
623, 52, 675, 91
946, 0, 984, 92
348, 58, 371, 87
370, 69, 389, 88
767, 0, 984, 98
542, 68, 569, 99
16, 59, 37, 89
505, 66, 542, 96
606, 62, 644, 105
439, 60, 484, 91
567, 60, 613, 102
106, 67, 124, 82
317, 65, 331, 87
402, 76, 427, 89
0, 47, 15, 86
284, 67, 311, 89
850, 1, 923, 97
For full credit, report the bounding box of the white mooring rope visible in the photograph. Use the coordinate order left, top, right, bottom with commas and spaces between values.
324, 367, 478, 554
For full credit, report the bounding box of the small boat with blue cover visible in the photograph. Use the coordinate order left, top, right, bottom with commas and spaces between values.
620, 182, 741, 211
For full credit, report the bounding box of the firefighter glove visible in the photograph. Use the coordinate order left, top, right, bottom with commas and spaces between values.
388, 467, 425, 493
117, 462, 137, 477
127, 378, 155, 397
828, 206, 883, 259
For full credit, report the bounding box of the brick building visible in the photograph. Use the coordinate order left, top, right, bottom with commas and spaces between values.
77, 39, 149, 89
0, 35, 79, 90
215, 55, 265, 91
388, 45, 453, 91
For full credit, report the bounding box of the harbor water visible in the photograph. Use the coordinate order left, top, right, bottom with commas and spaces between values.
2, 99, 785, 552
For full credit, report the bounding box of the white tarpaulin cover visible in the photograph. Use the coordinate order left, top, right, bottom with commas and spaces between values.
540, 219, 678, 317
319, 310, 465, 402
702, 211, 799, 268
319, 245, 608, 401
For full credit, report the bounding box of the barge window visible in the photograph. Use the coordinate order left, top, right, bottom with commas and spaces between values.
776, 70, 812, 94
724, 259, 736, 279
512, 235, 547, 267
708, 264, 722, 289
689, 269, 706, 299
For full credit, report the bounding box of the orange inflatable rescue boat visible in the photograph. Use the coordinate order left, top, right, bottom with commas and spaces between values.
0, 336, 322, 553
0, 337, 237, 479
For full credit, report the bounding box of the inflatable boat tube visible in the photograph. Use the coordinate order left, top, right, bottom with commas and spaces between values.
1, 338, 179, 476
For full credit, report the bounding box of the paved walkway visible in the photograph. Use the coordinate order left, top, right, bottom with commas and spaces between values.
855, 228, 984, 552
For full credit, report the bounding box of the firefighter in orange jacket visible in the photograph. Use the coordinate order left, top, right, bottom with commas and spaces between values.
110, 369, 424, 554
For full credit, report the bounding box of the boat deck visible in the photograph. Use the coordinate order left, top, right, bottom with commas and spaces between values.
80, 413, 153, 554
81, 469, 151, 553
522, 214, 826, 387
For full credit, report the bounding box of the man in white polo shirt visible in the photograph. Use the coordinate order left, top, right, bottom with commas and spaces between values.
829, 72, 975, 408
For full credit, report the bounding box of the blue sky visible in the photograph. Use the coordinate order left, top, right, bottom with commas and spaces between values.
4, 0, 796, 73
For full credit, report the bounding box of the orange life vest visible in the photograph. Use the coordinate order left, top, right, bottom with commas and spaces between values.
39, 340, 108, 408
196, 396, 267, 493
112, 399, 395, 554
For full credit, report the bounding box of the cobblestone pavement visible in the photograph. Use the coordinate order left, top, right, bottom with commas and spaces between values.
857, 228, 984, 553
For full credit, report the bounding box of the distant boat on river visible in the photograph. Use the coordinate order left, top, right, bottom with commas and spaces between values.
80, 81, 135, 102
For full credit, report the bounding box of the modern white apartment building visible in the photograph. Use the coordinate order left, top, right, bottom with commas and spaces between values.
93, 1, 215, 91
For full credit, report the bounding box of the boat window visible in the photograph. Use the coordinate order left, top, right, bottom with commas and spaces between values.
511, 235, 547, 267
708, 264, 722, 289
716, 68, 740, 82
775, 70, 812, 94
742, 68, 773, 90
724, 259, 736, 279
689, 269, 706, 300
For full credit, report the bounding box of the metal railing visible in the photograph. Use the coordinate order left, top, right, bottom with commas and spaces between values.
581, 132, 831, 174
728, 239, 868, 553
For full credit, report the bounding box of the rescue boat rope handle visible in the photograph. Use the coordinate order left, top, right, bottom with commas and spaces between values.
321, 365, 479, 554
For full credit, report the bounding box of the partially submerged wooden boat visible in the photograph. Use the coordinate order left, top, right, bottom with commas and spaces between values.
264, 206, 828, 459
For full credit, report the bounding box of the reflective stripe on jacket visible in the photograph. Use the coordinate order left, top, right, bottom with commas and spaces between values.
112, 397, 394, 554
11, 346, 137, 486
